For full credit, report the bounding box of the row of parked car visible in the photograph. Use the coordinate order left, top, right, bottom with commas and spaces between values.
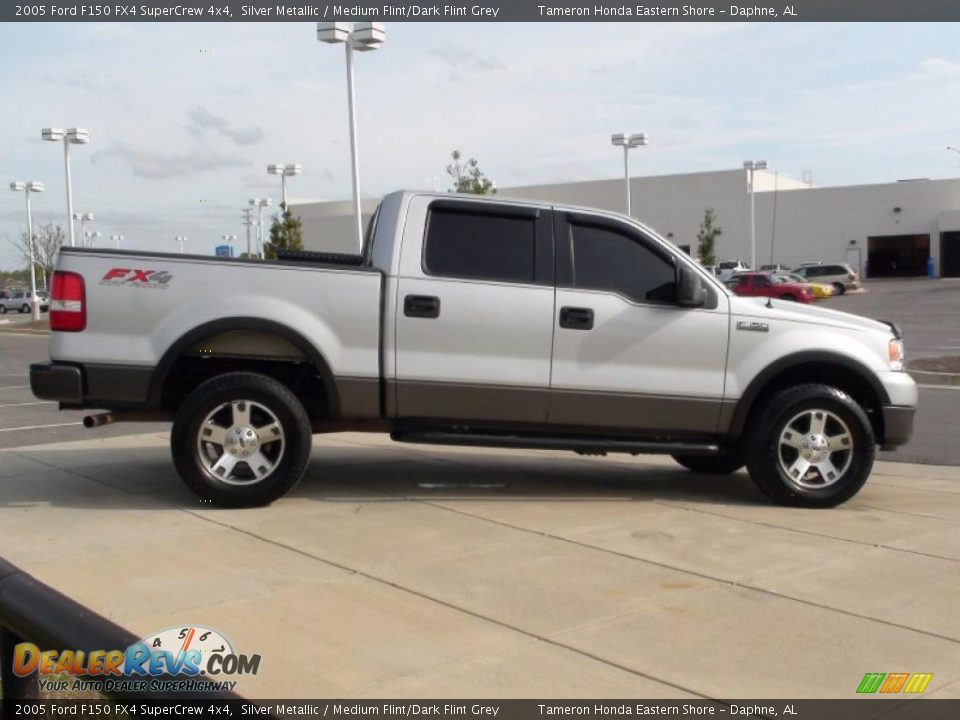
710, 261, 861, 304
0, 289, 50, 314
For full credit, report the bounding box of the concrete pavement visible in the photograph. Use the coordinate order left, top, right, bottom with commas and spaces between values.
2, 432, 959, 699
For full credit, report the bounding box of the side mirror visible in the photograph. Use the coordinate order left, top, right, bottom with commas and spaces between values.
677, 264, 706, 308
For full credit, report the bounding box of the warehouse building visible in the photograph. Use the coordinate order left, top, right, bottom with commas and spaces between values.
291, 168, 960, 278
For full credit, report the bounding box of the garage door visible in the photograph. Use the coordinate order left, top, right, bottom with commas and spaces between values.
867, 234, 929, 277
942, 232, 960, 278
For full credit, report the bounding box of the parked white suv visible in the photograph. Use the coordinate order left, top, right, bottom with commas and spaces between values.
0, 290, 49, 314
31, 191, 916, 508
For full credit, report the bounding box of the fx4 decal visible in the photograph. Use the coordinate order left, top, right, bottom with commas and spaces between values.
100, 268, 173, 289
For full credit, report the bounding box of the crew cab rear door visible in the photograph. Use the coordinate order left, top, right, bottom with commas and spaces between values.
392, 197, 556, 424
548, 211, 729, 435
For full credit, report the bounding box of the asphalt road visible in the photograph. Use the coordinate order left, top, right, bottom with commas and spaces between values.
1, 304, 957, 462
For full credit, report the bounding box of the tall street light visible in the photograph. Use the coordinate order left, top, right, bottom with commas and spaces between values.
10, 181, 45, 321
267, 163, 302, 210
42, 128, 90, 247
611, 133, 649, 217
73, 212, 95, 246
241, 208, 255, 257
111, 234, 123, 249
249, 198, 271, 259
175, 235, 187, 255
317, 22, 386, 250
743, 160, 767, 269
84, 230, 101, 247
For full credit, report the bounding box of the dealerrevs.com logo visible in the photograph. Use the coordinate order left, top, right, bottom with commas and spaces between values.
100, 267, 173, 288
13, 625, 260, 694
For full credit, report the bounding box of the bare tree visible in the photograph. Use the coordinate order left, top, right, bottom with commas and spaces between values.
12, 222, 67, 289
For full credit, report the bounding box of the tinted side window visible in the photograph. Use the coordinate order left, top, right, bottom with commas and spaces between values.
424, 208, 536, 283
570, 223, 676, 303
824, 265, 844, 275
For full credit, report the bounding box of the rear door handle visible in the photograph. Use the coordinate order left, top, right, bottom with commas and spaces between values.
559, 306, 594, 330
404, 294, 441, 319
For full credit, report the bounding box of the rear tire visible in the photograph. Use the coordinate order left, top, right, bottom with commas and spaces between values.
672, 451, 745, 475
20, 304, 29, 313
0, 305, 6, 314
171, 372, 312, 507
745, 384, 874, 508
832, 282, 846, 295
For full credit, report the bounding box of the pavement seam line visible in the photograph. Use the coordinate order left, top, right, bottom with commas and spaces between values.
351, 438, 960, 558
652, 500, 960, 565
412, 498, 960, 647
179, 508, 714, 701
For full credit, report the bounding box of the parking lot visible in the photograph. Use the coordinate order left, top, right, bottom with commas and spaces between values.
1, 279, 959, 700
3, 431, 960, 699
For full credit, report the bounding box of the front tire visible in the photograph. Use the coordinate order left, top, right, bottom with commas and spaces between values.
171, 372, 312, 507
745, 384, 874, 508
0, 305, 6, 314
832, 282, 846, 295
672, 450, 745, 475
20, 304, 29, 313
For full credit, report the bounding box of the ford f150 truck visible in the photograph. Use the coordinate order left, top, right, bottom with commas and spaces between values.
30, 191, 917, 508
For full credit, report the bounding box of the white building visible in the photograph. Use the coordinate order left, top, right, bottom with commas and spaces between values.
290, 168, 960, 278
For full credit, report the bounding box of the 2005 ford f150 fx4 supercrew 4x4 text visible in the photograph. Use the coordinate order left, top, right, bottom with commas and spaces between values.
30, 191, 917, 507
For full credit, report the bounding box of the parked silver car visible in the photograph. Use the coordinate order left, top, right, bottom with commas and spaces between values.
0, 290, 50, 314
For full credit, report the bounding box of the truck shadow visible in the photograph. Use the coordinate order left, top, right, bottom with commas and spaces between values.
0, 442, 768, 510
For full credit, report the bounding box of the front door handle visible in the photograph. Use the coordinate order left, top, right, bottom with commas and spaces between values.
559, 306, 594, 330
404, 294, 441, 319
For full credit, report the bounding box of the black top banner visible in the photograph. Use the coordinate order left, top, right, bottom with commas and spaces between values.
5, 0, 960, 22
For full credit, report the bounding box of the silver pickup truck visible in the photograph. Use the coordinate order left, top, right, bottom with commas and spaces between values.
31, 191, 916, 508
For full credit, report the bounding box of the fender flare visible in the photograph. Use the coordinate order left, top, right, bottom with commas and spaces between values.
147, 317, 340, 417
727, 350, 890, 439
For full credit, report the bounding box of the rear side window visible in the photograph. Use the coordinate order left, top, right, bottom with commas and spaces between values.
570, 222, 676, 303
424, 207, 536, 283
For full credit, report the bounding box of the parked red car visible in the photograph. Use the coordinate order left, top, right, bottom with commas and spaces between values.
726, 272, 814, 303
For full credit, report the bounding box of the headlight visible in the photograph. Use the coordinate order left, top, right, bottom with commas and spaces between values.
888, 339, 905, 371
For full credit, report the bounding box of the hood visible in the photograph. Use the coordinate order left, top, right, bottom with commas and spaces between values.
728, 295, 893, 335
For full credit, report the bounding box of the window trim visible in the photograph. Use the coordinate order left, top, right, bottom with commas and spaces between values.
420, 199, 554, 286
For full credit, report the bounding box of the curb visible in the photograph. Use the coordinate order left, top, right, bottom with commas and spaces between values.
909, 368, 960, 387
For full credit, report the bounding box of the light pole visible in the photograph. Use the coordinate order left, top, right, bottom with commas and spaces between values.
743, 160, 767, 269
73, 212, 95, 247
111, 234, 123, 249
317, 22, 386, 250
84, 230, 101, 247
611, 133, 649, 217
175, 235, 187, 255
241, 208, 254, 257
10, 181, 45, 321
41, 128, 90, 247
267, 163, 302, 210
249, 198, 271, 259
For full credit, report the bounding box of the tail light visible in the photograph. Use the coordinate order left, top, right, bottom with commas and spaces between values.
50, 271, 86, 331
848, 274, 856, 281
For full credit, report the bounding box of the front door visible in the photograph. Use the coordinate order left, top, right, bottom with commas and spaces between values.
393, 197, 556, 424
549, 212, 730, 436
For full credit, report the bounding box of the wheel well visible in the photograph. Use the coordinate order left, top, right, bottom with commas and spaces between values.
156, 327, 337, 422
736, 361, 886, 443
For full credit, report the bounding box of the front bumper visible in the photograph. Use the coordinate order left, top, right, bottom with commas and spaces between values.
30, 362, 83, 404
881, 405, 915, 450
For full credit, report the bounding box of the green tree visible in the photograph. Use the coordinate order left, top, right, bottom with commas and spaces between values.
696, 207, 722, 267
446, 150, 496, 195
265, 207, 304, 260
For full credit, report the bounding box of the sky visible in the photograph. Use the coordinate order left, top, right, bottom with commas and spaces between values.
1, 21, 959, 269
